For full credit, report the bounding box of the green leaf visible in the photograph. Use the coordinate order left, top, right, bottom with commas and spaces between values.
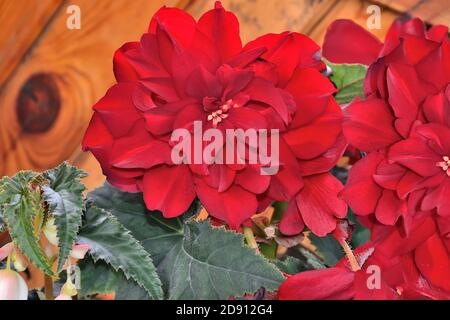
275, 256, 307, 275
309, 233, 344, 267
88, 183, 285, 300
0, 172, 53, 275
348, 210, 371, 248
328, 61, 367, 104
78, 259, 120, 297
114, 275, 150, 300
260, 241, 277, 260
77, 205, 163, 300
42, 162, 87, 272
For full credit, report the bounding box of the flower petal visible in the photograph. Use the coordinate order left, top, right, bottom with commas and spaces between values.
323, 19, 382, 65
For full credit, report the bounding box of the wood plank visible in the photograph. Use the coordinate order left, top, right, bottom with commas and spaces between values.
374, 0, 450, 25
0, 0, 184, 189
0, 0, 63, 89
187, 0, 339, 44
308, 0, 399, 45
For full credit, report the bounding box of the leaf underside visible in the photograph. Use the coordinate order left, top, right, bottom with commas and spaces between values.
42, 162, 87, 272
0, 172, 53, 275
328, 61, 368, 105
78, 204, 164, 300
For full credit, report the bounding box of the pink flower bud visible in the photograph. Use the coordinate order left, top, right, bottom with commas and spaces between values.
70, 244, 90, 260
0, 243, 13, 261
55, 294, 72, 300
0, 270, 28, 300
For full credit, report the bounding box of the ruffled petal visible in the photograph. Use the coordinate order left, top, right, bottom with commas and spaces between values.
297, 173, 347, 237
343, 97, 401, 152
195, 179, 258, 229
341, 152, 384, 215
143, 165, 195, 218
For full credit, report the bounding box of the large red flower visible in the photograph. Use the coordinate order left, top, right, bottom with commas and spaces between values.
324, 18, 449, 233
362, 214, 450, 299
83, 2, 345, 233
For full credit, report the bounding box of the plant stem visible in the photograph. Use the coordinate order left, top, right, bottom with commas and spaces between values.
44, 275, 54, 300
243, 227, 259, 253
339, 239, 361, 272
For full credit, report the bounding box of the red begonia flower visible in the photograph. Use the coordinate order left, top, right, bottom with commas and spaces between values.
365, 214, 450, 299
83, 2, 345, 233
324, 18, 449, 232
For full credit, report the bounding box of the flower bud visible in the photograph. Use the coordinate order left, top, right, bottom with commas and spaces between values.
55, 294, 72, 300
61, 280, 77, 297
0, 243, 13, 261
69, 244, 90, 260
0, 269, 28, 300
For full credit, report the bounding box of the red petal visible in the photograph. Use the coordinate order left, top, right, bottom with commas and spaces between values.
113, 42, 140, 82
197, 2, 242, 62
344, 98, 400, 152
421, 179, 450, 217
93, 83, 141, 138
415, 234, 450, 291
195, 179, 258, 229
148, 6, 196, 48
297, 133, 347, 176
278, 267, 355, 300
388, 138, 441, 177
297, 173, 347, 237
284, 97, 342, 159
111, 125, 172, 169
386, 64, 423, 120
375, 190, 405, 226
234, 167, 270, 194
143, 165, 195, 218
323, 19, 382, 65
377, 216, 437, 257
279, 200, 304, 236
423, 91, 450, 127
245, 32, 321, 86
341, 152, 384, 215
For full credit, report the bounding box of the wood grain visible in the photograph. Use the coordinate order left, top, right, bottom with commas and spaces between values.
0, 0, 63, 89
0, 0, 183, 190
374, 0, 450, 25
308, 0, 398, 45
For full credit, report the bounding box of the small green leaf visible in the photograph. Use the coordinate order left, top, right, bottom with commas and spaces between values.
42, 162, 87, 272
328, 61, 367, 104
348, 210, 371, 248
78, 259, 120, 297
0, 172, 53, 275
77, 205, 163, 300
88, 183, 285, 300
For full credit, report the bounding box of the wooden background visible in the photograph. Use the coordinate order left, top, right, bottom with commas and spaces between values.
0, 0, 448, 190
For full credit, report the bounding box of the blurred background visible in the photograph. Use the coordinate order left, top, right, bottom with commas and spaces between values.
0, 0, 448, 190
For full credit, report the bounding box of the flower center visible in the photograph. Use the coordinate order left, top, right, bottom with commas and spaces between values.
436, 156, 450, 176
207, 99, 240, 127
